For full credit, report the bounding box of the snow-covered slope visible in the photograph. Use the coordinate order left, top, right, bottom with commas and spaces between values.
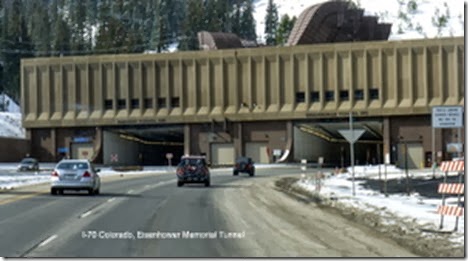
253, 0, 465, 43
0, 94, 24, 139
0, 93, 20, 113
0, 112, 25, 139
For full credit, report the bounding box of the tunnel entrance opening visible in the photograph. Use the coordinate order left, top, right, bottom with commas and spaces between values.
294, 118, 383, 168
103, 125, 184, 166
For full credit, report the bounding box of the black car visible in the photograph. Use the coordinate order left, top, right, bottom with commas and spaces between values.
233, 157, 255, 176
18, 157, 39, 171
176, 156, 210, 187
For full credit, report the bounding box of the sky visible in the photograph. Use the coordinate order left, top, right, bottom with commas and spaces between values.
253, 0, 465, 43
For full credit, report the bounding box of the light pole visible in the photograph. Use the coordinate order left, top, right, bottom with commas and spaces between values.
400, 136, 410, 196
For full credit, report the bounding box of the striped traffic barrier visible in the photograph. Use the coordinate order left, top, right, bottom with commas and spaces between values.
438, 183, 464, 194
437, 205, 464, 217
439, 160, 464, 172
437, 160, 464, 231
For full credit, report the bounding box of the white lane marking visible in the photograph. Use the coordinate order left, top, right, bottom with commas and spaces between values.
144, 185, 150, 188
80, 210, 93, 218
107, 197, 116, 203
38, 235, 58, 247
127, 189, 134, 194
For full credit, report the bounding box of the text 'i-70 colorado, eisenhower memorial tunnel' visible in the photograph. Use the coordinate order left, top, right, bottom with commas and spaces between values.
21, 0, 464, 168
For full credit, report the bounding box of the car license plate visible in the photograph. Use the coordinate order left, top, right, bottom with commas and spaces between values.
64, 174, 75, 180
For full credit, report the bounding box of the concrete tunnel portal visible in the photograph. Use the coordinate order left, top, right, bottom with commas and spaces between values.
294, 118, 384, 167
103, 125, 185, 166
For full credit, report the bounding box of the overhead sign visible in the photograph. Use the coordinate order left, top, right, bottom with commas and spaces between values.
58, 147, 69, 153
447, 143, 463, 153
73, 137, 91, 143
338, 129, 365, 144
432, 106, 463, 128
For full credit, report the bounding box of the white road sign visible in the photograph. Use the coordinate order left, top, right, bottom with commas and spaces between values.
432, 106, 463, 128
338, 129, 366, 144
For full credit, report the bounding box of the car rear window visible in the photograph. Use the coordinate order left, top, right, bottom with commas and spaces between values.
57, 162, 88, 170
21, 158, 36, 163
179, 158, 206, 167
236, 157, 250, 163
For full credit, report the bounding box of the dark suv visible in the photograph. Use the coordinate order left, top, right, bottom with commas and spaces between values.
176, 156, 210, 187
233, 157, 255, 176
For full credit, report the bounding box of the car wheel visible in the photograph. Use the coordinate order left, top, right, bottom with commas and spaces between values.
250, 170, 255, 177
205, 179, 210, 187
177, 181, 184, 187
233, 171, 238, 176
50, 188, 57, 195
88, 188, 95, 195
95, 188, 100, 195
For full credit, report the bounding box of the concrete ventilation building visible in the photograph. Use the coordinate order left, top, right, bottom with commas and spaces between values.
198, 31, 244, 50
19, 1, 464, 168
287, 0, 392, 46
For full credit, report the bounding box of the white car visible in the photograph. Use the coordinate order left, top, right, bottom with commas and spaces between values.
50, 159, 101, 195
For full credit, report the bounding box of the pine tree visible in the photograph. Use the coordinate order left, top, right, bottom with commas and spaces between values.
204, 0, 221, 32
239, 0, 256, 41
163, 0, 185, 42
217, 0, 232, 32
275, 14, 296, 46
150, 0, 170, 52
179, 0, 204, 51
30, 1, 51, 56
95, 0, 126, 53
2, 0, 32, 101
264, 0, 278, 45
231, 0, 243, 36
51, 0, 71, 56
125, 0, 145, 53
432, 2, 451, 37
69, 1, 89, 54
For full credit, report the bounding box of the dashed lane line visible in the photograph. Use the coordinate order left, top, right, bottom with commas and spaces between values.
38, 235, 58, 248
80, 210, 93, 219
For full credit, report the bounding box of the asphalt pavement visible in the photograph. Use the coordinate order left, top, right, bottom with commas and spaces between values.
0, 167, 418, 257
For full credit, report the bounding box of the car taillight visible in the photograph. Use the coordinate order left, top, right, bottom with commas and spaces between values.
83, 171, 91, 177
51, 171, 59, 177
177, 168, 184, 175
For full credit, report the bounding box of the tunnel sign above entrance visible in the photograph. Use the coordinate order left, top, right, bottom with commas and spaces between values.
338, 130, 365, 144
432, 106, 463, 128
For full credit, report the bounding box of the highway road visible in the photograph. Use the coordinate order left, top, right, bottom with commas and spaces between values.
0, 167, 418, 257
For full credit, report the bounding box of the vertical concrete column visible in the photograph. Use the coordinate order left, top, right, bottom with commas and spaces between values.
305, 54, 310, 108
276, 54, 281, 111
348, 50, 354, 109
235, 122, 243, 157
383, 117, 391, 163
319, 53, 325, 110
51, 128, 57, 161
422, 47, 429, 105
184, 124, 191, 155
166, 60, 171, 110
407, 47, 414, 105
